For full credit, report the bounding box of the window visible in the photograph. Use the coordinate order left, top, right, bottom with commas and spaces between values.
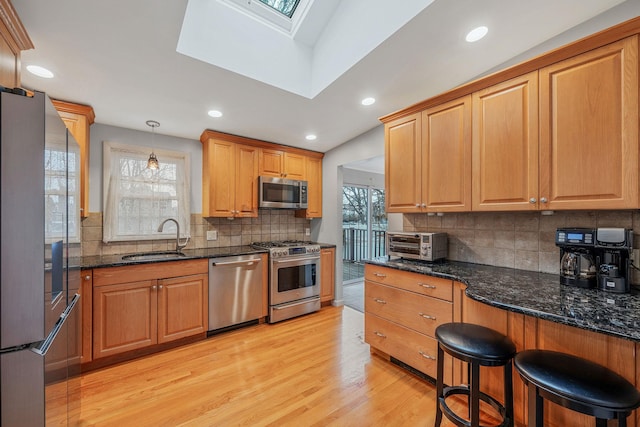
103, 142, 190, 243
45, 141, 80, 243
258, 0, 300, 18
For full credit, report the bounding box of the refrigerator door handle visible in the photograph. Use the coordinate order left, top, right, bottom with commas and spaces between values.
31, 293, 80, 356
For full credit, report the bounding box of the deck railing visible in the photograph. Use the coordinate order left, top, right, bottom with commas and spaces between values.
342, 228, 386, 263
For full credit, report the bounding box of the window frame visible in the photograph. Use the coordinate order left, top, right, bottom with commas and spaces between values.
102, 141, 191, 243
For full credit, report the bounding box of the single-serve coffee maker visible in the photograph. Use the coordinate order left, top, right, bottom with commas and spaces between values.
556, 228, 633, 293
594, 228, 633, 293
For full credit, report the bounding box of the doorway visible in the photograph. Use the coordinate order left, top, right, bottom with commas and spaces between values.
342, 184, 387, 284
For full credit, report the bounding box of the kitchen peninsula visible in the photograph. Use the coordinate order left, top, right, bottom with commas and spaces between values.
364, 258, 640, 426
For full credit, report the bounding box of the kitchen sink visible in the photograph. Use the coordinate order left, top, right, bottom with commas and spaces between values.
121, 251, 187, 261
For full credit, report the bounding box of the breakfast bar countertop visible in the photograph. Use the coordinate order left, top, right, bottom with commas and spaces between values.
365, 257, 640, 342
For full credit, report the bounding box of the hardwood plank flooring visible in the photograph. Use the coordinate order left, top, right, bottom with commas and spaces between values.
76, 306, 471, 426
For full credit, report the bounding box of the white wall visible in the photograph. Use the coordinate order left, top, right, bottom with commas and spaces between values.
88, 123, 202, 213
315, 125, 385, 305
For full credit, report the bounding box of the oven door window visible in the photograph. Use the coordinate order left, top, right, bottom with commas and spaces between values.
277, 263, 317, 292
263, 182, 299, 203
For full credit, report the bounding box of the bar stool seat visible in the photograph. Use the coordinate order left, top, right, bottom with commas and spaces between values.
435, 323, 516, 427
514, 350, 640, 426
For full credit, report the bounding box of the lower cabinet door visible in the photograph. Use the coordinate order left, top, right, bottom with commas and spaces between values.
157, 274, 208, 344
93, 280, 158, 359
365, 313, 453, 384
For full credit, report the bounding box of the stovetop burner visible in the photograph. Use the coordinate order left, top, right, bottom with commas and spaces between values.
252, 240, 312, 248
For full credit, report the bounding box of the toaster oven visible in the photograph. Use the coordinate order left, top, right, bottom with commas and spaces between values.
387, 232, 448, 261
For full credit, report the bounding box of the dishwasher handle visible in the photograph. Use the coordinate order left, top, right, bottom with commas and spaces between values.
211, 258, 262, 267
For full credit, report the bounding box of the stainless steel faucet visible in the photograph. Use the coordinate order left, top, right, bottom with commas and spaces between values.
157, 218, 189, 252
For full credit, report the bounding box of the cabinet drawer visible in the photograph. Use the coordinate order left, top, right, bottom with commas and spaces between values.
365, 281, 452, 338
365, 264, 453, 301
366, 313, 448, 380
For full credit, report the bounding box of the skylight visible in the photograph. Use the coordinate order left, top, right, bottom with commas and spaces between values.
259, 0, 300, 18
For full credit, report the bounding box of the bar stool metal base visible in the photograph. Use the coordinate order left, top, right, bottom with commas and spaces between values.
434, 323, 516, 427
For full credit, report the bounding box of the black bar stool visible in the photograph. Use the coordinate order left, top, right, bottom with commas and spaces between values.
434, 323, 516, 427
514, 350, 640, 427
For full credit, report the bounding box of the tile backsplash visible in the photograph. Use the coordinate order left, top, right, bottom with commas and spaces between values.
403, 210, 640, 280
81, 210, 311, 257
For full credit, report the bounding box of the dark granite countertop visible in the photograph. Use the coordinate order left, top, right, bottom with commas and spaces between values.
76, 246, 268, 269
365, 257, 640, 343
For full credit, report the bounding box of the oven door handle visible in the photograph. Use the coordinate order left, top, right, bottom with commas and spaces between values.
272, 255, 320, 264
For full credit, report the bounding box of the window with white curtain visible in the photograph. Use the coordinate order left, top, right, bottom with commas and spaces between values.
45, 141, 80, 243
103, 142, 190, 243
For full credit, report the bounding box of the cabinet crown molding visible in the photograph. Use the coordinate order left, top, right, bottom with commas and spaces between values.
200, 129, 324, 159
52, 99, 96, 124
0, 0, 33, 52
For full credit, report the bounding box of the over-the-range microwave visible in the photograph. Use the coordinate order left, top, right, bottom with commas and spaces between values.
387, 232, 448, 261
259, 176, 308, 209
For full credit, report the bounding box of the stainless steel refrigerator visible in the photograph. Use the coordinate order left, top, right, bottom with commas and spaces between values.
0, 89, 81, 426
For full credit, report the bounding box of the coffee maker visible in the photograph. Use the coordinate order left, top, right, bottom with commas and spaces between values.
555, 228, 597, 288
594, 228, 633, 293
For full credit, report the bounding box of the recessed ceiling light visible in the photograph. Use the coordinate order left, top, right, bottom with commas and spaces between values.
305, 134, 317, 141
361, 97, 376, 106
466, 26, 488, 42
207, 110, 223, 118
26, 65, 54, 79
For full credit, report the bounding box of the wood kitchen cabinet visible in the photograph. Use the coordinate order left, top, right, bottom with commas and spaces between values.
364, 264, 455, 384
320, 247, 335, 303
201, 129, 324, 217
385, 96, 471, 213
382, 20, 640, 213
201, 136, 259, 218
53, 100, 95, 218
0, 1, 32, 89
259, 149, 305, 179
472, 72, 538, 211
296, 156, 323, 218
385, 113, 422, 213
92, 260, 208, 359
539, 36, 639, 210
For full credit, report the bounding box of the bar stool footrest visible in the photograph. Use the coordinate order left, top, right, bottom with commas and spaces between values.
439, 385, 511, 427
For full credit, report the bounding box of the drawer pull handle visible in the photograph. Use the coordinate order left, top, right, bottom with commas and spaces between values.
373, 331, 386, 338
419, 312, 436, 320
419, 351, 436, 360
373, 273, 387, 278
373, 298, 387, 304
418, 283, 436, 289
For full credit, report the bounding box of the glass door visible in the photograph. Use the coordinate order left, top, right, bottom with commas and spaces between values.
342, 185, 387, 283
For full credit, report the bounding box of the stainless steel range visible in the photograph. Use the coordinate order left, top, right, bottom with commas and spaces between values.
252, 240, 321, 323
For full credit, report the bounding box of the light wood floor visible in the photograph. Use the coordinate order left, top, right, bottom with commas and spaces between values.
77, 306, 462, 426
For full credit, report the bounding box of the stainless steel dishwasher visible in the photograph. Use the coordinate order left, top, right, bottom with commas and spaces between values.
208, 254, 263, 332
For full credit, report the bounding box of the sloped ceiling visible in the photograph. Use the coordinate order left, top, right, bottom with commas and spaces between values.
14, 0, 633, 153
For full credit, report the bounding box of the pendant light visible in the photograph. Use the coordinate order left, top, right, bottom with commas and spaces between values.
146, 120, 160, 170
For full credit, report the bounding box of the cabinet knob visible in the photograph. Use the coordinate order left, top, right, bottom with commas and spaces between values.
373, 298, 387, 304
152, 285, 157, 290
415, 203, 420, 208
373, 331, 386, 338
158, 285, 163, 290
84, 275, 91, 281
421, 203, 426, 208
419, 312, 437, 320
418, 283, 436, 289
540, 197, 548, 203
529, 198, 537, 204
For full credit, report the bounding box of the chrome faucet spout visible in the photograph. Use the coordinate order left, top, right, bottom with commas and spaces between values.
157, 218, 189, 252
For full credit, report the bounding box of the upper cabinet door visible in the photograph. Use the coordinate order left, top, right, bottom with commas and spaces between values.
234, 144, 259, 217
283, 152, 305, 179
202, 139, 236, 217
539, 36, 639, 210
423, 96, 472, 212
259, 149, 284, 177
472, 72, 539, 211
385, 113, 422, 213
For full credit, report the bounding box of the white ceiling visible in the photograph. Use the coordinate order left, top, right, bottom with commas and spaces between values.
13, 0, 633, 154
